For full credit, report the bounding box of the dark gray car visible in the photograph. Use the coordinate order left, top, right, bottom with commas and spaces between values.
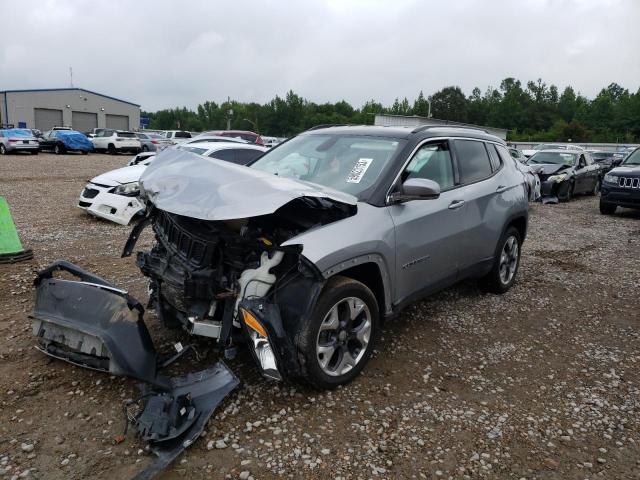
33, 125, 529, 391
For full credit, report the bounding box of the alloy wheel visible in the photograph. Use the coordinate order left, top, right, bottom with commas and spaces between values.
499, 236, 519, 285
316, 296, 372, 377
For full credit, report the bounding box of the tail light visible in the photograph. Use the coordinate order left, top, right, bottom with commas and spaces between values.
8, 139, 18, 143
255, 136, 264, 145
151, 140, 159, 144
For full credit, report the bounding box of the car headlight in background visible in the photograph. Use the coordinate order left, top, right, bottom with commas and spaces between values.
113, 182, 140, 196
547, 173, 568, 183
604, 173, 617, 184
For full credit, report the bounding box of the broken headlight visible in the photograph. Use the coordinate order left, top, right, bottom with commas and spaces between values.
113, 181, 140, 196
547, 173, 568, 183
240, 308, 281, 381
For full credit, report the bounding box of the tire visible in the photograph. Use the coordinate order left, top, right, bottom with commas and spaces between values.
480, 226, 521, 294
587, 179, 600, 196
599, 201, 616, 215
559, 181, 574, 202
293, 276, 379, 390
81, 150, 88, 155
142, 145, 149, 152
0, 144, 6, 155
108, 144, 117, 155
54, 144, 65, 155
31, 150, 39, 155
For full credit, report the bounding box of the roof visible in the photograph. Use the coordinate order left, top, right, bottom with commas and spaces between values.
530, 149, 582, 154
0, 88, 140, 107
303, 124, 504, 143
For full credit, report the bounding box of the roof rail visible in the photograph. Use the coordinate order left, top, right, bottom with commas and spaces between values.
411, 124, 490, 135
305, 124, 348, 132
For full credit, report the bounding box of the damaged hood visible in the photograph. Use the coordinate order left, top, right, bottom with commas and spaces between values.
91, 164, 148, 187
139, 148, 357, 221
527, 163, 572, 176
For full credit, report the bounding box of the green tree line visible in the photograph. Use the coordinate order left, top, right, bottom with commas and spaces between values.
143, 79, 640, 142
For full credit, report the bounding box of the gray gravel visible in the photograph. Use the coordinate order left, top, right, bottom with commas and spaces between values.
1, 153, 639, 479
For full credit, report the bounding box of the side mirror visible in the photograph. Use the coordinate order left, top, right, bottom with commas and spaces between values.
389, 178, 441, 203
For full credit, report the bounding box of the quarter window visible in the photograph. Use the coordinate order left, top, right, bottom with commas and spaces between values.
402, 141, 454, 190
455, 140, 493, 184
209, 149, 236, 162
487, 144, 503, 172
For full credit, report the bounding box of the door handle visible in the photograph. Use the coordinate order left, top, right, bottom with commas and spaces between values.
448, 200, 465, 210
496, 185, 509, 193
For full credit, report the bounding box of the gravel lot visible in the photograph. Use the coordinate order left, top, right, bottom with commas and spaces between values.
1, 152, 640, 480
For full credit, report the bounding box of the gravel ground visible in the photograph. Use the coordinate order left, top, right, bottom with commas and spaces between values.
1, 152, 640, 480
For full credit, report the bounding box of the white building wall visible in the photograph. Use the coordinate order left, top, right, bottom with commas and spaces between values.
1, 89, 140, 130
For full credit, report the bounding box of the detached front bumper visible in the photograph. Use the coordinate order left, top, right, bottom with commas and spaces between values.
30, 261, 239, 479
79, 183, 145, 225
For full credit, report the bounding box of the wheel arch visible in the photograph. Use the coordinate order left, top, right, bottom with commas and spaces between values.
322, 255, 392, 318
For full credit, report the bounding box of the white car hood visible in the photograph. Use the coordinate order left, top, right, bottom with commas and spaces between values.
139, 148, 357, 221
91, 164, 148, 187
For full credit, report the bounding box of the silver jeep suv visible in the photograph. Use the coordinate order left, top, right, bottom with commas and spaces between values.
33, 125, 528, 390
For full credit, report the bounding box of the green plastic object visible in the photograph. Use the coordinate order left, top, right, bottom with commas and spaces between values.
0, 196, 33, 263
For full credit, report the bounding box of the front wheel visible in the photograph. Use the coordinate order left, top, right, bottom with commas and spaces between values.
107, 144, 117, 155
559, 181, 574, 202
54, 144, 65, 155
599, 201, 616, 215
0, 144, 6, 155
480, 227, 521, 294
293, 276, 379, 389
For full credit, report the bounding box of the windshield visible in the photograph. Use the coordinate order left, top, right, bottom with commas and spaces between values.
622, 148, 640, 165
591, 152, 611, 160
528, 151, 577, 166
250, 134, 404, 198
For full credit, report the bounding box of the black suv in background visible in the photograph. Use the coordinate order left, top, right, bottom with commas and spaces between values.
600, 147, 640, 214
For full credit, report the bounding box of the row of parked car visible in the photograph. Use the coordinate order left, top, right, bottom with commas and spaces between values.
0, 125, 283, 156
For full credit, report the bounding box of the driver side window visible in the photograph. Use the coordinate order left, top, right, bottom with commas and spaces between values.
402, 141, 454, 190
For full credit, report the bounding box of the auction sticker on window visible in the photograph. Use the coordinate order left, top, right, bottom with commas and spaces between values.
346, 158, 373, 183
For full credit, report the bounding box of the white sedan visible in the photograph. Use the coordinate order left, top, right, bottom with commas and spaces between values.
178, 141, 268, 164
78, 157, 153, 225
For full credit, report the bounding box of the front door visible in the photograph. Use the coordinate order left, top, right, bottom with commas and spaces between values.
388, 140, 466, 304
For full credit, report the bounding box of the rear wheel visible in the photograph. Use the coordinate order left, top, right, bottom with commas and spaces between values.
142, 145, 149, 152
108, 144, 116, 155
599, 201, 616, 215
31, 150, 39, 155
480, 227, 521, 294
588, 179, 600, 196
294, 276, 379, 389
54, 144, 65, 155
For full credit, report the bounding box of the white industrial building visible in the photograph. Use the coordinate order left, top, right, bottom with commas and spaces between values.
0, 88, 141, 132
375, 114, 508, 140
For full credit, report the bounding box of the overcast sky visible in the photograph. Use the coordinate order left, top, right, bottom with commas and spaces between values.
1, 0, 638, 111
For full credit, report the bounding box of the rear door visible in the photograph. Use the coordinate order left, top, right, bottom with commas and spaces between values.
388, 140, 466, 303
451, 139, 506, 269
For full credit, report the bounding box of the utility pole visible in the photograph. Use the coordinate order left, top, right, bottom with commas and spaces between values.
69, 67, 73, 88
226, 96, 233, 130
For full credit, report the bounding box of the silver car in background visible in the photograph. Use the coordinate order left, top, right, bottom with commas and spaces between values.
0, 128, 40, 155
136, 132, 173, 152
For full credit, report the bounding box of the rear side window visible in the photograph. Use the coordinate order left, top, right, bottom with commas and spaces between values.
209, 149, 236, 162
175, 131, 191, 138
455, 140, 493, 184
235, 149, 263, 165
117, 132, 136, 138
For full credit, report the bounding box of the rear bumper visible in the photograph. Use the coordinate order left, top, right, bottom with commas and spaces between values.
6, 142, 39, 151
